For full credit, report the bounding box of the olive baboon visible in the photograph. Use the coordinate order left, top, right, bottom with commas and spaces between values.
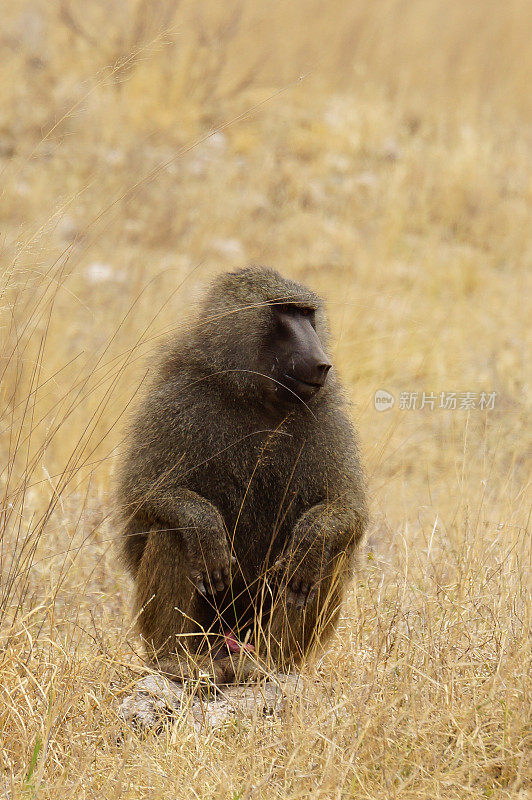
117, 266, 367, 683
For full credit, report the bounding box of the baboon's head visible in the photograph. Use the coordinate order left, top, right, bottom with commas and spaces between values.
192, 266, 333, 409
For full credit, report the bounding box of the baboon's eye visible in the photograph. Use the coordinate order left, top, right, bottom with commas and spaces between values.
277, 304, 294, 315
299, 308, 311, 316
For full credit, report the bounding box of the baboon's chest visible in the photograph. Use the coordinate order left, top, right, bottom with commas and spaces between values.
186, 420, 317, 572
219, 429, 311, 566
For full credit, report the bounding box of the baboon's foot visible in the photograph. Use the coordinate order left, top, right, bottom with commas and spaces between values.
149, 639, 262, 687
210, 653, 261, 685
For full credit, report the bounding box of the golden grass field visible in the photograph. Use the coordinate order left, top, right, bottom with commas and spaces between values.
1, 1, 531, 797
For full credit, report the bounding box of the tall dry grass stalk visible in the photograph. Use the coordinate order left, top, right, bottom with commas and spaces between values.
1, 1, 530, 797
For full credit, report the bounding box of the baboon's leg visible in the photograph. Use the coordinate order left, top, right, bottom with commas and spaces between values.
135, 529, 263, 683
121, 513, 149, 577
261, 577, 344, 669
135, 529, 215, 680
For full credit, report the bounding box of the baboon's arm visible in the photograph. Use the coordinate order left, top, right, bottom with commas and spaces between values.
275, 500, 365, 606
292, 499, 364, 560
136, 486, 233, 595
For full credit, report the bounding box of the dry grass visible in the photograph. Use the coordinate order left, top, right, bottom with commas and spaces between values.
1, 1, 531, 797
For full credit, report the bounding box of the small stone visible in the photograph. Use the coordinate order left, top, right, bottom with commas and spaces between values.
118, 672, 300, 732
84, 262, 126, 284
210, 238, 245, 261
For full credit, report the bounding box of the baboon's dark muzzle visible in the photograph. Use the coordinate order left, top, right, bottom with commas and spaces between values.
282, 321, 332, 399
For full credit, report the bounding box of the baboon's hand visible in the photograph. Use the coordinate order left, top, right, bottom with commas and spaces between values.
273, 534, 331, 611
188, 536, 235, 596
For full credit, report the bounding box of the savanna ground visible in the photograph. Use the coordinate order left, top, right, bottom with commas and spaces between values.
1, 1, 531, 797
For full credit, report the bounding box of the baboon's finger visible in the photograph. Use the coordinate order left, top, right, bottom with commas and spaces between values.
190, 571, 206, 594
212, 570, 225, 592
286, 589, 297, 607
295, 593, 306, 610
306, 583, 318, 604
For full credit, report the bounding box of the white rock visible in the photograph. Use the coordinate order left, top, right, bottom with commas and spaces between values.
84, 262, 126, 284
210, 238, 245, 260
118, 672, 300, 732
